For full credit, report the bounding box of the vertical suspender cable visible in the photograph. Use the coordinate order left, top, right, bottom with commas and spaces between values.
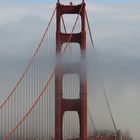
3, 3, 84, 140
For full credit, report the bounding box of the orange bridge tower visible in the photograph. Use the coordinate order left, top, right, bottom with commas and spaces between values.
55, 0, 87, 139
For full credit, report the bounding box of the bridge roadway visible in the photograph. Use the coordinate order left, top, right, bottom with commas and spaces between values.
66, 136, 116, 140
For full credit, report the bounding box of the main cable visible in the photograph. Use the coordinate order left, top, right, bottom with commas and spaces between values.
88, 107, 97, 132
85, 10, 119, 138
3, 3, 84, 140
0, 7, 56, 111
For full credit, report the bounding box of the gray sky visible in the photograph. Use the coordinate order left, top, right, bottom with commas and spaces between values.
0, 1, 140, 140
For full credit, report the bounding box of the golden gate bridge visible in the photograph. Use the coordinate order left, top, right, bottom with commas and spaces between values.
0, 0, 132, 140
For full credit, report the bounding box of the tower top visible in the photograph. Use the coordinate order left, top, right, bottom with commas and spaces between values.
57, 0, 85, 3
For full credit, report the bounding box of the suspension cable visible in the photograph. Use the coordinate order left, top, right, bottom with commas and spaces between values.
88, 107, 97, 132
62, 9, 97, 138
0, 7, 56, 111
62, 15, 67, 33
62, 7, 97, 137
62, 7, 97, 138
85, 10, 119, 138
3, 3, 84, 140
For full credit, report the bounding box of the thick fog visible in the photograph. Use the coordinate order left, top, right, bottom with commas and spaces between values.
0, 2, 140, 140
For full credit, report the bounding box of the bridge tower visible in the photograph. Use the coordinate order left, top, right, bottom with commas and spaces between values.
55, 0, 87, 139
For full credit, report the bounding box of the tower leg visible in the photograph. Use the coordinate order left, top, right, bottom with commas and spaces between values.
55, 2, 87, 140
